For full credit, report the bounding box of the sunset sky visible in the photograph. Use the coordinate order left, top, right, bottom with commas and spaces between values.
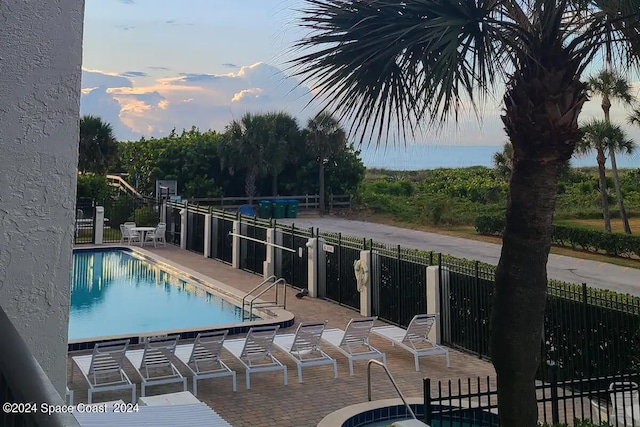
81, 0, 640, 151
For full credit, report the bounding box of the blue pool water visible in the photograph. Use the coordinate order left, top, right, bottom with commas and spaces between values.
69, 249, 256, 340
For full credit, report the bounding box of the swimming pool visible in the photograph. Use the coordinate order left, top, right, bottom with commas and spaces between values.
69, 249, 260, 341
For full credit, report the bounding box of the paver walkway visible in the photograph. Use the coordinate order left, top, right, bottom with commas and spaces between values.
68, 245, 496, 427
279, 216, 640, 295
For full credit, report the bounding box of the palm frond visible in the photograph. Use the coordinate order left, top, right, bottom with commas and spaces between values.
290, 0, 515, 145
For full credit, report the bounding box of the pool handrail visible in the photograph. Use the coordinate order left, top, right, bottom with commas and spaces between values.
367, 359, 417, 420
242, 276, 287, 319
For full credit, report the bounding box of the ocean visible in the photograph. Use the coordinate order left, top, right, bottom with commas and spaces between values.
357, 144, 640, 171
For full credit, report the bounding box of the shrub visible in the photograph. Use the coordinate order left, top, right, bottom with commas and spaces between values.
476, 215, 640, 257
134, 206, 159, 226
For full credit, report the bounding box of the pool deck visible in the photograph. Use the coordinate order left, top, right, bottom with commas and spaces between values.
68, 244, 497, 427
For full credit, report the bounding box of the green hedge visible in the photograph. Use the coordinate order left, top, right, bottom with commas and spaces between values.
475, 215, 640, 258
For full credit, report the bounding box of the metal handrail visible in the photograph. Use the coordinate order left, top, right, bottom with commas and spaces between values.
241, 276, 287, 319
249, 278, 287, 317
367, 359, 417, 420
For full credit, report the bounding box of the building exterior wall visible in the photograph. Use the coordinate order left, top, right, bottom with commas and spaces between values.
0, 0, 85, 395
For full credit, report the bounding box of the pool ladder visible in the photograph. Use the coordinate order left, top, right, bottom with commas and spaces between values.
241, 275, 287, 320
367, 359, 417, 421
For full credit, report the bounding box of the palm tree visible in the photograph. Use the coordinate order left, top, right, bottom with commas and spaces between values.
290, 1, 640, 425
492, 142, 514, 179
576, 120, 635, 228
222, 113, 270, 204
79, 115, 118, 174
574, 120, 613, 232
304, 112, 347, 215
587, 70, 635, 233
264, 112, 300, 196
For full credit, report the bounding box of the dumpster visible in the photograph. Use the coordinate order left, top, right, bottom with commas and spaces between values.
272, 200, 286, 219
286, 200, 299, 218
258, 200, 272, 218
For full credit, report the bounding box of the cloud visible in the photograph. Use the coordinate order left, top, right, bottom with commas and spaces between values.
148, 66, 170, 71
119, 0, 135, 4
80, 63, 319, 140
165, 20, 176, 24
222, 63, 238, 69
116, 25, 135, 31
121, 71, 148, 78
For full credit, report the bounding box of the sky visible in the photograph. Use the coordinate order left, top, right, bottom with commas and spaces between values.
81, 0, 640, 149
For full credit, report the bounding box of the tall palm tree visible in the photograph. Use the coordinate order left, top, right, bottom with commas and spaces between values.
576, 120, 636, 227
222, 113, 270, 204
290, 1, 640, 425
304, 112, 347, 215
79, 115, 118, 174
574, 120, 613, 232
587, 70, 635, 233
264, 112, 300, 196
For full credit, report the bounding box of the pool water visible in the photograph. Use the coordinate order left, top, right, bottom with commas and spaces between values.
69, 249, 257, 340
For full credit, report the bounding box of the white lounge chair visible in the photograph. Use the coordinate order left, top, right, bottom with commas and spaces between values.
321, 317, 386, 376
273, 321, 338, 383
222, 326, 288, 389
610, 382, 640, 426
174, 331, 237, 396
145, 223, 167, 247
71, 339, 136, 404
371, 314, 450, 371
120, 224, 140, 244
125, 335, 187, 397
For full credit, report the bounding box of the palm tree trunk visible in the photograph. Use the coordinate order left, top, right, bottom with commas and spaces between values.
491, 154, 565, 427
318, 160, 325, 215
494, 59, 587, 426
596, 149, 612, 233
245, 168, 257, 205
609, 150, 632, 234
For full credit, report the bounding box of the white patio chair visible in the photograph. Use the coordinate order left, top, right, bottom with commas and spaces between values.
119, 224, 140, 244
174, 331, 237, 396
610, 382, 640, 426
273, 321, 338, 383
371, 314, 450, 371
145, 223, 167, 247
321, 317, 386, 376
222, 326, 288, 389
71, 339, 136, 404
125, 335, 187, 397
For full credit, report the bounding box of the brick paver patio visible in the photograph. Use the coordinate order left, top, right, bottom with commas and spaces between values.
68, 244, 496, 427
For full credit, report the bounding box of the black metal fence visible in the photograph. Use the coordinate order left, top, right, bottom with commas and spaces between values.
239, 216, 267, 275
278, 225, 313, 290
371, 243, 433, 327
211, 213, 234, 264
439, 255, 495, 359
165, 204, 181, 245
186, 210, 205, 254
321, 233, 363, 311
424, 371, 640, 426
74, 198, 95, 244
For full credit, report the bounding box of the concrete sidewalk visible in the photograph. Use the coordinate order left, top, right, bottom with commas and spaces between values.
279, 217, 640, 295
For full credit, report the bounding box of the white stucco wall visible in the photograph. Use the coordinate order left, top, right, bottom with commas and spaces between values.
0, 0, 85, 395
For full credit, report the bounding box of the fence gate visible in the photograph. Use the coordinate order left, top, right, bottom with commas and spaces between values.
239, 217, 266, 275
213, 216, 234, 264
165, 204, 181, 245
186, 210, 205, 254
321, 233, 362, 311
279, 226, 313, 290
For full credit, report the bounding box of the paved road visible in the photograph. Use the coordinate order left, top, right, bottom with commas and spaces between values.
279, 217, 640, 295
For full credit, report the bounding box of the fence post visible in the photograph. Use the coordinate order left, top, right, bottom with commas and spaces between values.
232, 220, 241, 269
426, 266, 444, 344
94, 206, 104, 244
263, 228, 276, 279
358, 249, 372, 317
203, 213, 212, 258
306, 237, 318, 297
423, 378, 432, 425
550, 363, 560, 425
179, 207, 188, 250
160, 200, 167, 223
